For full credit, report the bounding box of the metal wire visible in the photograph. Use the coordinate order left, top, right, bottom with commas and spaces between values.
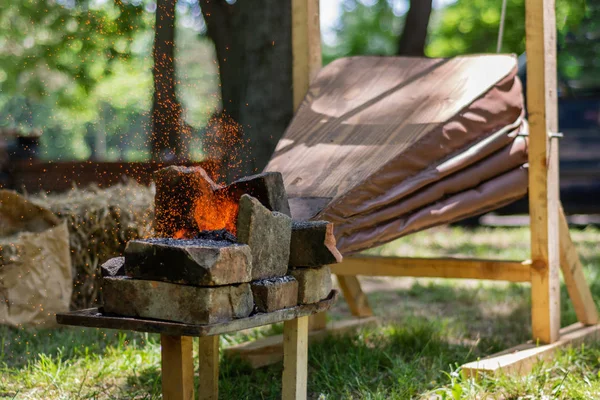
497, 0, 508, 53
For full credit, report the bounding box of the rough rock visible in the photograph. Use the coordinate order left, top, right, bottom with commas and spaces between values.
124, 238, 252, 286
289, 220, 343, 267
100, 257, 125, 277
218, 172, 291, 216
102, 277, 253, 324
236, 194, 292, 280
289, 265, 332, 304
153, 166, 221, 237
251, 275, 298, 313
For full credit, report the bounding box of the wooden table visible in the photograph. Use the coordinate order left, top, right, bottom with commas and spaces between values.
57, 290, 338, 400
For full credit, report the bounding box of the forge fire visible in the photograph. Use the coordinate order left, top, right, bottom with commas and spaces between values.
99, 166, 342, 325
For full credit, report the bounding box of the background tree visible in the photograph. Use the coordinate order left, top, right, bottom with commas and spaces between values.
397, 0, 432, 56
199, 0, 293, 179
151, 0, 189, 161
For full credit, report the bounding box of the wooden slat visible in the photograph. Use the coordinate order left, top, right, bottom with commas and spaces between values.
266, 55, 517, 202
526, 0, 561, 344
224, 317, 378, 368
336, 275, 374, 317
198, 336, 219, 400
461, 323, 600, 377
282, 316, 309, 400
7, 160, 217, 193
161, 335, 194, 400
56, 291, 337, 337
559, 205, 599, 325
330, 256, 532, 282
291, 0, 321, 111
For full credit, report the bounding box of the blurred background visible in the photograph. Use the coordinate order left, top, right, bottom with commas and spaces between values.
0, 0, 598, 209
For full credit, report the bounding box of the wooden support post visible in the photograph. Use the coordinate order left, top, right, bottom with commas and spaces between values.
526, 0, 560, 344
308, 312, 328, 331
559, 205, 599, 325
198, 336, 219, 400
292, 0, 321, 110
282, 316, 309, 400
161, 335, 194, 400
337, 275, 373, 317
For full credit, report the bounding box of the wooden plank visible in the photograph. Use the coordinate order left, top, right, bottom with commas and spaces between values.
331, 256, 532, 282
526, 0, 561, 344
224, 317, 378, 368
161, 335, 194, 400
282, 316, 309, 400
559, 205, 599, 325
291, 0, 321, 111
56, 290, 338, 337
198, 336, 219, 400
461, 323, 600, 378
6, 160, 218, 193
337, 275, 374, 317
266, 55, 518, 203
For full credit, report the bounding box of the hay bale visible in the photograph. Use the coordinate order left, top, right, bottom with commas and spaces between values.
31, 181, 154, 309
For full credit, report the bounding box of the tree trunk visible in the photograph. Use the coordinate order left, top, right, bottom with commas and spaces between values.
200, 0, 293, 181
397, 0, 432, 56
151, 0, 189, 161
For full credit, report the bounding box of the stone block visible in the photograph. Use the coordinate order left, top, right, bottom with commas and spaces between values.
289, 265, 332, 304
218, 172, 291, 216
236, 194, 292, 280
102, 277, 253, 325
124, 238, 252, 286
154, 166, 221, 237
251, 276, 298, 313
289, 221, 343, 267
100, 257, 125, 277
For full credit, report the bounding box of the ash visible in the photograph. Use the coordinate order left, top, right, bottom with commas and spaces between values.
196, 229, 237, 243
141, 235, 238, 248
253, 275, 296, 286
292, 220, 328, 229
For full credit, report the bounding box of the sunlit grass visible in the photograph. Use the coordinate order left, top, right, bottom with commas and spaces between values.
2, 225, 600, 399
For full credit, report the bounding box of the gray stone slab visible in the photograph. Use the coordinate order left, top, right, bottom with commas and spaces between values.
124, 238, 252, 286
251, 276, 298, 313
217, 172, 291, 216
100, 257, 125, 277
237, 194, 292, 280
102, 277, 253, 325
289, 266, 332, 304
289, 220, 343, 267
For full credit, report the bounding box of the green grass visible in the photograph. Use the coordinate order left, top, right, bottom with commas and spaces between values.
2, 225, 600, 399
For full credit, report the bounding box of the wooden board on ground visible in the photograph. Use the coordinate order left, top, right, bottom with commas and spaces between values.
461, 323, 600, 377
57, 291, 337, 337
266, 55, 517, 204
225, 316, 378, 368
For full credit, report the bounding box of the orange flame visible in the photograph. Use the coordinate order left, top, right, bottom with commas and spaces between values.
193, 192, 239, 235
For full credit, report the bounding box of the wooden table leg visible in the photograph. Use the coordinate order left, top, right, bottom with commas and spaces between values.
198, 335, 219, 400
282, 316, 309, 400
161, 335, 194, 400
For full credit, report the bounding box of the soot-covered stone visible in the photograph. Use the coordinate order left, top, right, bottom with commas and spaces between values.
102, 277, 253, 324
288, 220, 343, 267
217, 172, 291, 216
124, 237, 252, 286
251, 275, 298, 313
236, 194, 292, 280
154, 166, 222, 237
100, 257, 125, 277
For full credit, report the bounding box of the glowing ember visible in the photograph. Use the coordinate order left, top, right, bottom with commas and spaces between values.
193, 192, 239, 235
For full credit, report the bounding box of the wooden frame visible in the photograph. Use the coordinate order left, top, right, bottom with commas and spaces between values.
230, 0, 599, 376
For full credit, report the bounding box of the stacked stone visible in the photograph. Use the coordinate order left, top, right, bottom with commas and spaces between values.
287, 220, 342, 304
100, 170, 315, 325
